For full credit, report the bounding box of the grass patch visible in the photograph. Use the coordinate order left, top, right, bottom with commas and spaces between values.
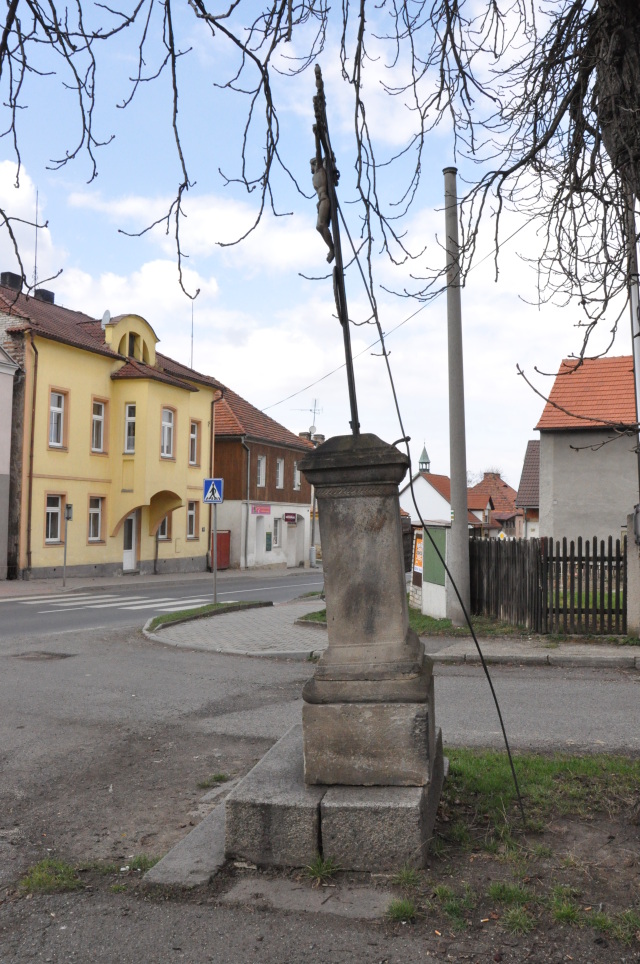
299, 608, 327, 624
127, 854, 160, 873
197, 772, 229, 790
501, 906, 536, 935
392, 866, 422, 889
304, 854, 339, 884
443, 747, 640, 831
432, 883, 475, 928
488, 881, 534, 905
20, 858, 82, 894
387, 898, 417, 921
148, 601, 266, 632
110, 883, 127, 893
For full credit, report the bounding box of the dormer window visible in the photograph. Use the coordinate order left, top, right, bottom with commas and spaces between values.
128, 333, 138, 358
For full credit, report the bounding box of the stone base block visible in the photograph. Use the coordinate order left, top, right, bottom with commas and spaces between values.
224, 725, 325, 868
321, 728, 445, 870
303, 701, 435, 786
224, 724, 446, 872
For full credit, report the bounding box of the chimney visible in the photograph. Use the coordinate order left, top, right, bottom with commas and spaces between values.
299, 431, 311, 441
311, 433, 325, 445
1, 271, 23, 291
34, 289, 55, 304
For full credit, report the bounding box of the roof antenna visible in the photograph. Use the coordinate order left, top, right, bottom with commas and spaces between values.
33, 189, 39, 290
190, 300, 194, 369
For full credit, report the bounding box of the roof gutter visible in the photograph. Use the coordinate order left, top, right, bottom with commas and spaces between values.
241, 437, 250, 570
26, 331, 38, 573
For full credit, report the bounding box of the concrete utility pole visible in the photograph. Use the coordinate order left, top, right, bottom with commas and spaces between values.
626, 194, 640, 522
443, 167, 470, 624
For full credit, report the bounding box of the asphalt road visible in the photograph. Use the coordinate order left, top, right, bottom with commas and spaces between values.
2, 621, 640, 961
0, 568, 325, 636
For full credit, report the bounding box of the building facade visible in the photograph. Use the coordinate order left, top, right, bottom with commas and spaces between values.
536, 357, 637, 542
0, 274, 222, 578
213, 386, 314, 568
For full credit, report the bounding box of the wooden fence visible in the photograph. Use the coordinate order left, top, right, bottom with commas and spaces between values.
470, 535, 627, 635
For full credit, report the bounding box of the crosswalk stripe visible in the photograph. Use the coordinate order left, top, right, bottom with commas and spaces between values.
124, 597, 210, 611
19, 593, 121, 605
45, 595, 143, 608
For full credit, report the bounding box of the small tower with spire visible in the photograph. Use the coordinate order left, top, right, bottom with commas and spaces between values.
419, 443, 430, 474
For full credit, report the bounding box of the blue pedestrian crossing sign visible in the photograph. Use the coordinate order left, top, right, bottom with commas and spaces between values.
203, 478, 224, 504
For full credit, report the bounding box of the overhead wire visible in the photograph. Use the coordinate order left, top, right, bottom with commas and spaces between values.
261, 218, 531, 412
334, 198, 527, 825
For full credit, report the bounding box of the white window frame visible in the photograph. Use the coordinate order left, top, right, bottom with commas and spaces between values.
276, 458, 284, 489
49, 392, 64, 447
161, 408, 174, 458
189, 421, 198, 465
91, 401, 105, 453
88, 497, 103, 541
45, 495, 62, 543
273, 518, 282, 547
157, 516, 169, 540
125, 404, 136, 454
187, 501, 197, 539
257, 455, 266, 487
293, 461, 301, 491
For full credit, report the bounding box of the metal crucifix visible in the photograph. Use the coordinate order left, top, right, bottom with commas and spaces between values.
312, 65, 360, 436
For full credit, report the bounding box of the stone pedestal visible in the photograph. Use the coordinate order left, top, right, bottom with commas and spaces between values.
299, 434, 442, 792
224, 434, 445, 872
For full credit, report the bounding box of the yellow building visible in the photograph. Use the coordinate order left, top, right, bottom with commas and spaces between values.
0, 273, 222, 579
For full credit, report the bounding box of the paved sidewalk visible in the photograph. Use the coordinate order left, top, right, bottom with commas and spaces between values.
146, 601, 640, 668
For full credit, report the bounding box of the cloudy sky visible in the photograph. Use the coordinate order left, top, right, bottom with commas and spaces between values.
0, 6, 632, 488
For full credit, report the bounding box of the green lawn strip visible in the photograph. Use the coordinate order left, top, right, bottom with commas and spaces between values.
443, 748, 640, 828
299, 599, 640, 643
148, 600, 271, 632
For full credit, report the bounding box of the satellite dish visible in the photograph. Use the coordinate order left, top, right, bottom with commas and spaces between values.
310, 425, 316, 435
101, 309, 111, 329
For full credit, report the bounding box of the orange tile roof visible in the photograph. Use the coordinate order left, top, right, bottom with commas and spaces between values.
535, 356, 636, 430
215, 385, 315, 451
467, 473, 517, 513
414, 472, 488, 526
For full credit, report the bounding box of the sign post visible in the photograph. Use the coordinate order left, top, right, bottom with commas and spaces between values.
63, 503, 73, 588
203, 479, 224, 604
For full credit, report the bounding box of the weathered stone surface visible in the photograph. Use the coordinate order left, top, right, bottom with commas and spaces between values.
321, 729, 445, 871
303, 701, 434, 786
225, 725, 325, 868
298, 432, 443, 812
144, 803, 226, 888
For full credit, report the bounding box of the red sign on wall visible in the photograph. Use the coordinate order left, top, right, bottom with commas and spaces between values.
284, 512, 297, 524
251, 504, 271, 515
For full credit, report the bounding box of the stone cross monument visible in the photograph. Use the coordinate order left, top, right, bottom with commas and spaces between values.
224, 67, 444, 872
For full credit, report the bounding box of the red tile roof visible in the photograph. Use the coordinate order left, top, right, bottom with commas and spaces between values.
422, 471, 451, 502
413, 472, 487, 526
536, 356, 636, 430
111, 357, 198, 391
0, 283, 223, 393
467, 472, 517, 513
215, 385, 315, 451
516, 440, 540, 508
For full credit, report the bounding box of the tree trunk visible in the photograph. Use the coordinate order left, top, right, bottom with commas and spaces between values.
595, 0, 640, 197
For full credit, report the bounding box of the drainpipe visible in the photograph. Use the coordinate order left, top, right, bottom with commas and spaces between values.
26, 332, 38, 574
241, 437, 250, 570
